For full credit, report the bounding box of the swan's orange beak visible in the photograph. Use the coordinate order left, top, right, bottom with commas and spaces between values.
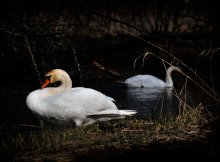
41, 79, 50, 89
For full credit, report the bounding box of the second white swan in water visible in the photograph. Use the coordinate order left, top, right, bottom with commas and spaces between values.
26, 69, 137, 127
125, 66, 181, 88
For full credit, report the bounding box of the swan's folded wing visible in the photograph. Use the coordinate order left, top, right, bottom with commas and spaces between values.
43, 87, 118, 116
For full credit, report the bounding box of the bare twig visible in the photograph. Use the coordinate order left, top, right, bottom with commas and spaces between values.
25, 36, 42, 84
92, 61, 123, 78
73, 47, 83, 84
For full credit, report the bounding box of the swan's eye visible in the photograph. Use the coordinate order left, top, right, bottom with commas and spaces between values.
44, 75, 52, 81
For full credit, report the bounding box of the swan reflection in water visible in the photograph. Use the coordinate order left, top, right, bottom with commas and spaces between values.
125, 87, 179, 119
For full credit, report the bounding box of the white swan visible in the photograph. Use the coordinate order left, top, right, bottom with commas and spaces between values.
125, 66, 181, 88
26, 69, 137, 127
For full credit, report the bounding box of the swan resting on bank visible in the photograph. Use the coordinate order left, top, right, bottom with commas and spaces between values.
125, 66, 181, 88
26, 69, 137, 127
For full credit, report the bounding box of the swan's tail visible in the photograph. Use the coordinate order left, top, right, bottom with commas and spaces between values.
119, 110, 137, 116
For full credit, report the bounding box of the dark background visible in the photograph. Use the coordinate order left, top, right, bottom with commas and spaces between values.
1, 0, 220, 161
1, 0, 220, 81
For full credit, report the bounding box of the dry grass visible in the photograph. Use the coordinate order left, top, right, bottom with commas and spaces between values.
0, 102, 212, 161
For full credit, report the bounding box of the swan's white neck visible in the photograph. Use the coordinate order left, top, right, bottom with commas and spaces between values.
59, 73, 72, 91
165, 66, 177, 87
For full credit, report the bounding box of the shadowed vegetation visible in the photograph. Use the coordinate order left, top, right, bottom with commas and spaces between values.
0, 103, 215, 161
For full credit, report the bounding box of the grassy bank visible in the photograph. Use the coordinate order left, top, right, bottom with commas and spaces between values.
0, 103, 215, 161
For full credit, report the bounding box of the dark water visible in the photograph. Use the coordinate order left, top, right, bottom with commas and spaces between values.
92, 83, 179, 119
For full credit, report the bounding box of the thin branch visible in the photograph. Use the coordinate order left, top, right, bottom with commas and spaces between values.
66, 40, 84, 85
92, 61, 123, 78
24, 36, 42, 84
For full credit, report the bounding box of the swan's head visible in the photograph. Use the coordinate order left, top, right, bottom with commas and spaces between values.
41, 69, 71, 89
174, 66, 182, 73
167, 66, 182, 74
